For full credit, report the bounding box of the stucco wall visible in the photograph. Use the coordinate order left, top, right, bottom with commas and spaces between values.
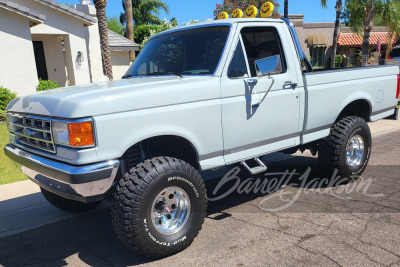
20, 0, 92, 86
0, 9, 38, 96
289, 15, 335, 67
32, 35, 67, 86
302, 24, 335, 65
74, 4, 103, 83
111, 51, 131, 80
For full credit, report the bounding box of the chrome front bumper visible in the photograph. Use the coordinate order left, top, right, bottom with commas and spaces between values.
4, 144, 120, 203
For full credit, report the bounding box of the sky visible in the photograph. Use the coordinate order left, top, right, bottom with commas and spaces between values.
60, 0, 338, 25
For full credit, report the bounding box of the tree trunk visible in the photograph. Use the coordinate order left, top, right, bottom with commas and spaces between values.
331, 0, 342, 69
124, 0, 135, 60
362, 29, 371, 66
385, 32, 395, 59
284, 0, 288, 18
94, 0, 113, 80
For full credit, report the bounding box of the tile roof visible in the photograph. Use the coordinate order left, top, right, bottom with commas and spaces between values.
337, 32, 396, 46
35, 0, 96, 25
108, 30, 140, 51
0, 0, 46, 26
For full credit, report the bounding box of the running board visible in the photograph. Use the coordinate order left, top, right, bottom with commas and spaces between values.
241, 157, 267, 175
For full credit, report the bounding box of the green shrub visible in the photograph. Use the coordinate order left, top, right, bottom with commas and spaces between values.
0, 109, 6, 122
37, 79, 62, 91
335, 55, 343, 68
0, 86, 17, 110
134, 25, 158, 45
327, 55, 344, 68
107, 16, 125, 36
0, 86, 17, 121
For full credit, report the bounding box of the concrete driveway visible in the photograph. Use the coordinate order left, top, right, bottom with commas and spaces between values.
0, 120, 399, 266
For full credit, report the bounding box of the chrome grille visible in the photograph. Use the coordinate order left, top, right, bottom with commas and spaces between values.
8, 114, 55, 153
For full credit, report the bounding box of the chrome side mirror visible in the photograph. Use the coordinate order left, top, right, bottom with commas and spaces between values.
255, 55, 282, 77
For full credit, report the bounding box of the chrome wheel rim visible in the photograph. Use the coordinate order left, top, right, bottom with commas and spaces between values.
151, 186, 191, 235
346, 135, 365, 167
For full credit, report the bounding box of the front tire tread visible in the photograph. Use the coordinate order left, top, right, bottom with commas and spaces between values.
111, 156, 206, 258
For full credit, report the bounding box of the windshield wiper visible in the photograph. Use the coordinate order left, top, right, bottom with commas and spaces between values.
142, 72, 183, 78
122, 74, 133, 79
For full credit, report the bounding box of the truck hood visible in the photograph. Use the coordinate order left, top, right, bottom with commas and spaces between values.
7, 76, 218, 118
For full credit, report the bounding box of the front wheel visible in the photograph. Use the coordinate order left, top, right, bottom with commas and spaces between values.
111, 157, 207, 258
318, 116, 372, 178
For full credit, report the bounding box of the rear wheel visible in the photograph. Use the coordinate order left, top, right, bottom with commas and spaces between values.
111, 157, 207, 258
318, 116, 372, 178
41, 188, 102, 212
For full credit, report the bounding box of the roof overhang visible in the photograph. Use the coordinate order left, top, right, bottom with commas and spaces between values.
108, 30, 140, 52
34, 0, 96, 26
110, 46, 140, 52
0, 0, 46, 27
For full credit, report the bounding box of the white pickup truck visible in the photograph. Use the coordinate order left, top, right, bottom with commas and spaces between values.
4, 18, 399, 257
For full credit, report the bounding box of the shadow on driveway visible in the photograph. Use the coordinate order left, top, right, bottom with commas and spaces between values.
0, 155, 398, 266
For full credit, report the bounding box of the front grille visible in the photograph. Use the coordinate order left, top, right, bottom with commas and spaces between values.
8, 114, 55, 153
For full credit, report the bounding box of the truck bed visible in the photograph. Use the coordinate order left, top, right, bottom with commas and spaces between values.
301, 65, 399, 144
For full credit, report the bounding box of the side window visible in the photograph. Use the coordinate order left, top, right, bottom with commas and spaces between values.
240, 27, 287, 77
227, 41, 248, 78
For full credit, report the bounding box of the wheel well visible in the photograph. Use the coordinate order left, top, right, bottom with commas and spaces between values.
121, 135, 200, 171
336, 99, 371, 123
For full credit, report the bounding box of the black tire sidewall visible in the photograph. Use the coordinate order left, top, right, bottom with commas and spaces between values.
137, 169, 205, 249
340, 121, 371, 177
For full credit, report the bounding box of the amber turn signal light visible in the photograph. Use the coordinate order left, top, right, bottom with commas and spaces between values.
68, 121, 94, 147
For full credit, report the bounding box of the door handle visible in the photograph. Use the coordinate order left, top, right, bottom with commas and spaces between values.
283, 82, 297, 90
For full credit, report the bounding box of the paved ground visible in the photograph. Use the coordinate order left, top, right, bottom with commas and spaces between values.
0, 119, 399, 266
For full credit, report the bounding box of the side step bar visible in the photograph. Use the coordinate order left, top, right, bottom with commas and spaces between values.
241, 157, 267, 175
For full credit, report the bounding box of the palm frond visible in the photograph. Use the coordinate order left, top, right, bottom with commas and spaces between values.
121, 0, 168, 25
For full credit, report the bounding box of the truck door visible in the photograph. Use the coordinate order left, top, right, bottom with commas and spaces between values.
221, 24, 301, 164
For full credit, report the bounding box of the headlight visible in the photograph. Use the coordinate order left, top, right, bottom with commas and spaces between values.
52, 119, 95, 147
5, 113, 14, 132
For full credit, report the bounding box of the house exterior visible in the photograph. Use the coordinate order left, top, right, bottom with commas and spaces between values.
0, 0, 139, 96
289, 15, 395, 68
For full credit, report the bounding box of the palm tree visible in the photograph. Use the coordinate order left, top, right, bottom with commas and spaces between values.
124, 0, 135, 60
284, 0, 288, 18
321, 0, 343, 69
346, 0, 400, 66
381, 1, 400, 59
120, 0, 169, 26
93, 0, 113, 80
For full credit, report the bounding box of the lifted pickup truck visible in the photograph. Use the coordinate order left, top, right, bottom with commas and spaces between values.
5, 18, 400, 257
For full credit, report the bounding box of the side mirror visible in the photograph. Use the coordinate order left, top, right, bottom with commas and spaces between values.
255, 55, 282, 77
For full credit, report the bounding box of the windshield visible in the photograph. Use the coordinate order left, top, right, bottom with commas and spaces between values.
126, 26, 230, 77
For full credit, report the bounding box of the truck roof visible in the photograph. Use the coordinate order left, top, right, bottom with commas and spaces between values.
151, 18, 284, 39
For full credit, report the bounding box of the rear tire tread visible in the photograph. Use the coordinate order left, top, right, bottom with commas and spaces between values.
318, 116, 371, 177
